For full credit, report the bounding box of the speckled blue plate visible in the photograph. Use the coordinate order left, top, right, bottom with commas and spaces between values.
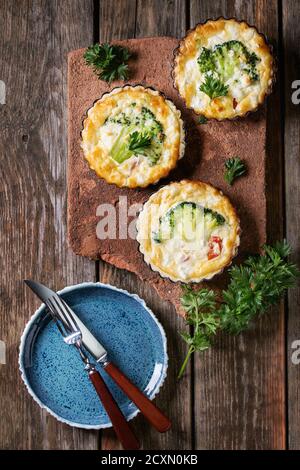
19, 282, 168, 429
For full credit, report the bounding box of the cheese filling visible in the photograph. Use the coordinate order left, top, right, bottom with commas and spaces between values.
197, 40, 260, 103
151, 202, 229, 277
100, 105, 165, 167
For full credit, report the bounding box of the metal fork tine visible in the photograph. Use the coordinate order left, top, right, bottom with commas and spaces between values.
47, 298, 65, 326
45, 299, 68, 338
51, 296, 74, 332
60, 298, 81, 332
45, 298, 61, 322
51, 295, 81, 335
46, 297, 82, 346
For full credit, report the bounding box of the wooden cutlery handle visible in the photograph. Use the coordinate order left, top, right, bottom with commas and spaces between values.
104, 362, 171, 433
88, 369, 140, 450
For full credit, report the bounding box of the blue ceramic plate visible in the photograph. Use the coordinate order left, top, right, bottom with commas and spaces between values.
19, 282, 168, 429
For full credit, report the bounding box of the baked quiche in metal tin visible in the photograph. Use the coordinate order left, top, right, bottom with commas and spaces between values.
81, 85, 185, 188
136, 180, 240, 283
173, 18, 274, 120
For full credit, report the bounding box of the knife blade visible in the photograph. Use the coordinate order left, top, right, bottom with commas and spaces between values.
24, 280, 107, 362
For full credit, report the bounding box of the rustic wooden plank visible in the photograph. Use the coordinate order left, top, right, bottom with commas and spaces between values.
283, 0, 300, 450
99, 0, 137, 41
98, 0, 191, 451
0, 0, 98, 449
190, 0, 285, 449
135, 0, 186, 37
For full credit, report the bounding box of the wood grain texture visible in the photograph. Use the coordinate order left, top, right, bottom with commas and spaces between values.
99, 0, 137, 41
135, 0, 186, 37
190, 0, 285, 449
0, 0, 293, 451
98, 0, 192, 451
0, 0, 97, 449
283, 0, 300, 450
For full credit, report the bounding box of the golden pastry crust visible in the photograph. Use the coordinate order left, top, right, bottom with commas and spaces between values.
173, 18, 274, 120
136, 180, 240, 283
81, 85, 185, 188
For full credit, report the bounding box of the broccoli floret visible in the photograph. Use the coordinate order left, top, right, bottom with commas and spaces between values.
106, 112, 131, 126
204, 208, 225, 225
141, 107, 165, 142
204, 208, 225, 234
109, 106, 165, 165
224, 40, 259, 65
198, 41, 260, 82
153, 203, 226, 244
110, 125, 135, 163
111, 129, 154, 163
197, 40, 260, 99
197, 47, 215, 73
153, 202, 194, 243
141, 106, 156, 121
219, 40, 260, 81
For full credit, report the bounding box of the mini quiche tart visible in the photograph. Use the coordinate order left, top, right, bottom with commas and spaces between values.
136, 180, 240, 283
81, 85, 185, 188
173, 18, 274, 120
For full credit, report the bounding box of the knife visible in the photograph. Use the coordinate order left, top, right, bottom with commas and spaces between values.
24, 280, 171, 433
24, 280, 107, 362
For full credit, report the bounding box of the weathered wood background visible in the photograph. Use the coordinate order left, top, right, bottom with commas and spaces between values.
0, 0, 299, 450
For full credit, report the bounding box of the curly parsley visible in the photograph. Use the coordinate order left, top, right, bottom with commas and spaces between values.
178, 241, 299, 379
84, 43, 131, 82
224, 157, 247, 185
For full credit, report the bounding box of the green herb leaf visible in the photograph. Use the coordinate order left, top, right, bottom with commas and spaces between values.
128, 130, 152, 153
224, 157, 247, 185
200, 75, 229, 100
84, 43, 131, 83
178, 286, 220, 379
111, 129, 157, 165
198, 115, 208, 124
178, 241, 300, 379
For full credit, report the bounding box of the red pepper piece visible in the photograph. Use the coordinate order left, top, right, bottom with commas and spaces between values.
207, 236, 223, 260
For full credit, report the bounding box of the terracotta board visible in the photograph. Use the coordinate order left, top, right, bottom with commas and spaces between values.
68, 37, 266, 316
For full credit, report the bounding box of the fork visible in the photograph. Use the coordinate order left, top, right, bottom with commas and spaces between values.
45, 295, 140, 450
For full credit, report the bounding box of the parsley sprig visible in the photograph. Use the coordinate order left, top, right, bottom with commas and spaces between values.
128, 130, 152, 154
178, 241, 299, 379
198, 115, 208, 124
84, 43, 131, 82
224, 157, 247, 185
111, 129, 157, 165
200, 75, 228, 100
128, 130, 160, 165
178, 288, 219, 379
